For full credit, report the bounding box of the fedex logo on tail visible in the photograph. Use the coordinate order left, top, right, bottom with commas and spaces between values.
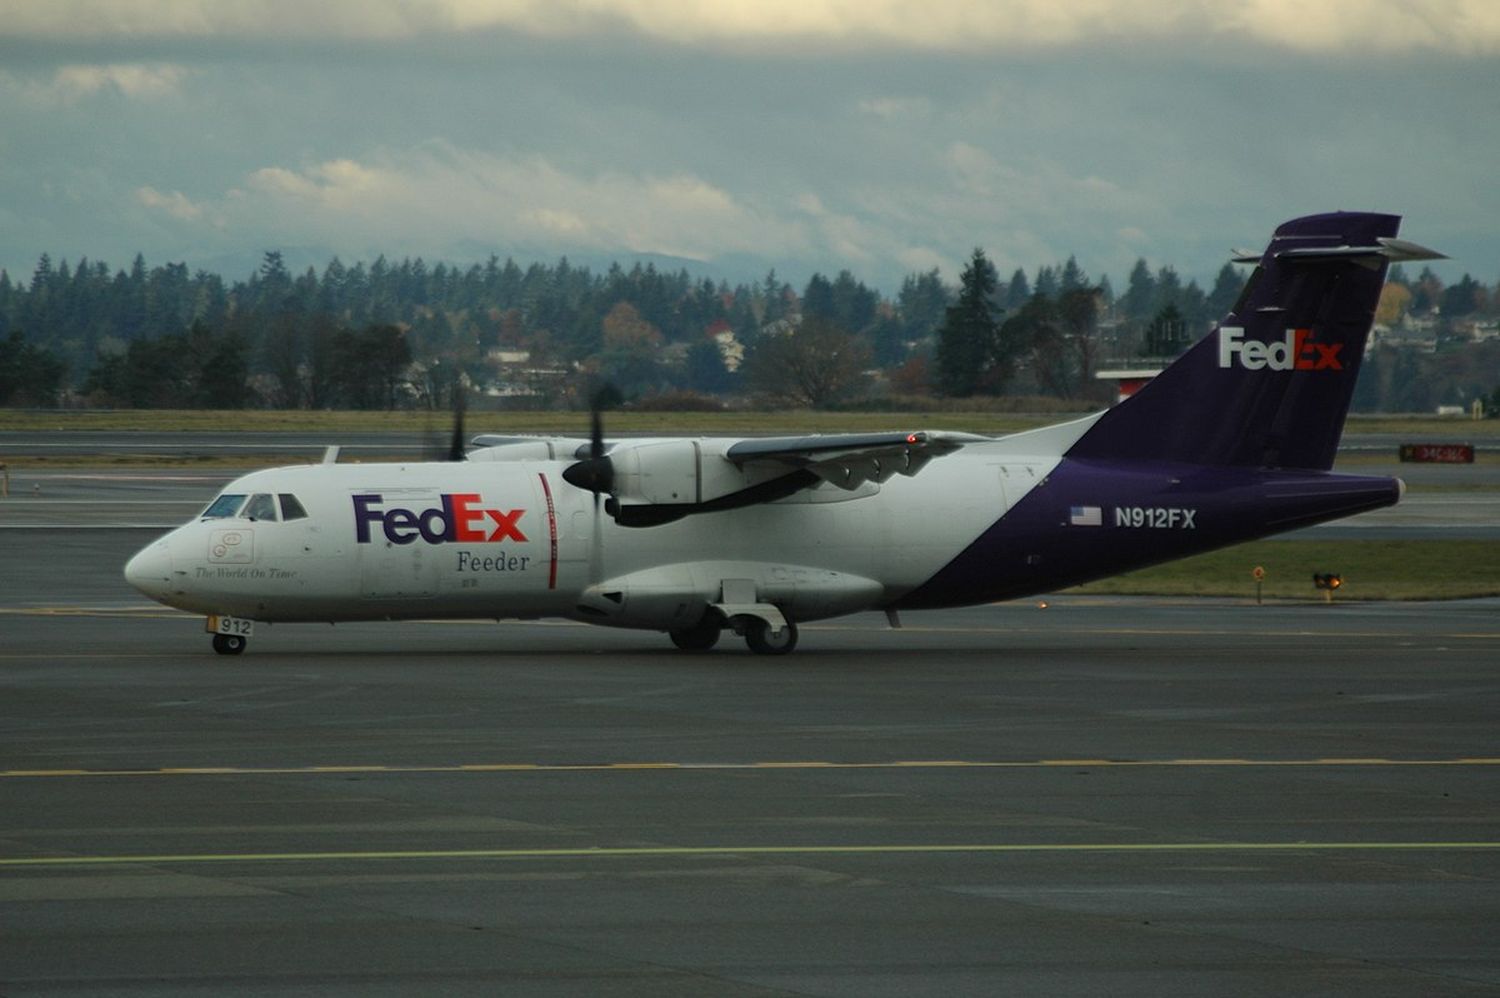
353, 493, 527, 545
1218, 327, 1343, 371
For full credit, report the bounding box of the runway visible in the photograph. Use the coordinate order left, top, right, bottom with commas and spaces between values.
3, 523, 1500, 994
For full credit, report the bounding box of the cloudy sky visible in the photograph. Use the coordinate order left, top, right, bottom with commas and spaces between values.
2, 0, 1496, 294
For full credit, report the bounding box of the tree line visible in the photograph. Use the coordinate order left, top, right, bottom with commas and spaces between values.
1, 246, 1496, 413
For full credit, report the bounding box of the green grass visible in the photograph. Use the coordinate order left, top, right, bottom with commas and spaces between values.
1068, 539, 1500, 601
5, 407, 1498, 439
0, 408, 1061, 436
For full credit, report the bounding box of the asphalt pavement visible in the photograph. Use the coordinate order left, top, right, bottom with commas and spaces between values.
1, 524, 1498, 995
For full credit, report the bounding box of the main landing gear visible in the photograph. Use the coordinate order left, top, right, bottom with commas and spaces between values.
669, 611, 723, 652
744, 617, 798, 656
667, 610, 799, 655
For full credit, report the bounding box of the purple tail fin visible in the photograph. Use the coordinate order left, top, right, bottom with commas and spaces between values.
1068, 212, 1437, 471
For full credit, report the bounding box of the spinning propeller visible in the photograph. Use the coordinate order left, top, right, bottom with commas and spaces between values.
421, 379, 468, 462
561, 387, 619, 585
560, 397, 615, 499
446, 388, 466, 462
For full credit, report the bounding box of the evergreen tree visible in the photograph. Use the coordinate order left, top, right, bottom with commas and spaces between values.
1206, 262, 1245, 319
828, 270, 878, 333
1119, 258, 1155, 321
257, 250, 292, 314
1004, 268, 1030, 310
1033, 265, 1058, 300
1096, 274, 1115, 310
1179, 280, 1209, 336
1153, 266, 1183, 317
802, 273, 835, 322
1441, 274, 1486, 317
1141, 304, 1190, 358
934, 248, 1002, 397
896, 269, 949, 343
0, 331, 65, 406
1411, 267, 1443, 313
684, 338, 734, 394
1059, 255, 1087, 292
760, 269, 788, 323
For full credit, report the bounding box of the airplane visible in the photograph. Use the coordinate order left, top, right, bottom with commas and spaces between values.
125, 211, 1443, 656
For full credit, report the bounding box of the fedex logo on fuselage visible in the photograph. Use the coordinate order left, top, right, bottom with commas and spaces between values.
353, 493, 527, 545
1218, 327, 1343, 371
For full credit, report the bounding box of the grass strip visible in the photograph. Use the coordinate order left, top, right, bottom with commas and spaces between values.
3, 409, 1498, 438
1068, 538, 1500, 601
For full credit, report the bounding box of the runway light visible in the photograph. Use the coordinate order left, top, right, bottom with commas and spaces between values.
1312, 573, 1342, 602
1037, 601, 1049, 609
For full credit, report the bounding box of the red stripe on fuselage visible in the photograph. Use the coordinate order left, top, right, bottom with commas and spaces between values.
538, 473, 558, 590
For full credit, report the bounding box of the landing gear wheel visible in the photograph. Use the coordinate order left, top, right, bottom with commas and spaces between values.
745, 618, 797, 656
212, 633, 247, 656
669, 613, 723, 652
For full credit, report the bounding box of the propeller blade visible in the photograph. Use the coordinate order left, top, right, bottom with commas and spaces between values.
447, 388, 466, 462
589, 486, 604, 586
562, 382, 618, 495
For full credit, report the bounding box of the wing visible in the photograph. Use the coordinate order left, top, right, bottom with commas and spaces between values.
598, 430, 983, 526
475, 429, 985, 527
725, 430, 986, 491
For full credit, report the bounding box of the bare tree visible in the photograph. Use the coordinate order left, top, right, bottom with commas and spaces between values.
744, 317, 869, 408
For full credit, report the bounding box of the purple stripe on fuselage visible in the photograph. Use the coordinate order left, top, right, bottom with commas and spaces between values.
893, 458, 1400, 609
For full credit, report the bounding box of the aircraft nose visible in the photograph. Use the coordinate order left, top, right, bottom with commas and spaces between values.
124, 539, 174, 601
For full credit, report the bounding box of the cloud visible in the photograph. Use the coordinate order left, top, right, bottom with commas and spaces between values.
5, 0, 1498, 54
857, 96, 933, 120
135, 185, 211, 223
2, 63, 189, 105
944, 143, 1132, 215
204, 147, 810, 263
156, 145, 1026, 281
1225, 0, 1500, 54
192, 137, 1166, 287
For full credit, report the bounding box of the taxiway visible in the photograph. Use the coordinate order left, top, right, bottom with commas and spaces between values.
1, 524, 1498, 995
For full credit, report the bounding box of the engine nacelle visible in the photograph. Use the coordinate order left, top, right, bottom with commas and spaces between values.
468, 436, 589, 462
609, 441, 785, 506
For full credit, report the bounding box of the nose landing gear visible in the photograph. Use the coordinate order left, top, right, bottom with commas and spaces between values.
211, 633, 247, 655
206, 615, 253, 656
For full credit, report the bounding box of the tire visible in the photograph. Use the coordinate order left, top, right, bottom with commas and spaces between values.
669, 612, 723, 652
212, 633, 247, 656
745, 618, 797, 656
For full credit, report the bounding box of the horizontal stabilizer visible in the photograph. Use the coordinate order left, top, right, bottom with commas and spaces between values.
1232, 235, 1445, 267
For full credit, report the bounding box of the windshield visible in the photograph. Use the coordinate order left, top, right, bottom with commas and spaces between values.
202, 493, 247, 519
279, 494, 309, 521
243, 493, 278, 521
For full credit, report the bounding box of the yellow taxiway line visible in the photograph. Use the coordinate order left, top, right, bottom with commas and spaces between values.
3, 757, 1500, 779
4, 840, 1500, 869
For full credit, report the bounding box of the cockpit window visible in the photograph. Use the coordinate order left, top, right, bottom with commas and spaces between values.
278, 494, 308, 521
202, 493, 247, 519
243, 493, 278, 522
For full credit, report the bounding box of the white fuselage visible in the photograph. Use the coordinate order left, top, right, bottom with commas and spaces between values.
125, 436, 1067, 631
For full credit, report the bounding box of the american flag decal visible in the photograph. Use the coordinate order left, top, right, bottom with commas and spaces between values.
1069, 505, 1102, 527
